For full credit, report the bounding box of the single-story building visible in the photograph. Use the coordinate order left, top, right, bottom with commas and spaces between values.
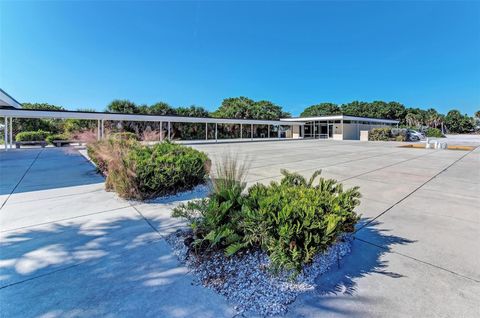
281, 115, 399, 140
0, 89, 400, 149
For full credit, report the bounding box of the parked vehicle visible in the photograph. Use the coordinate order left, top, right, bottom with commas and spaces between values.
407, 129, 425, 141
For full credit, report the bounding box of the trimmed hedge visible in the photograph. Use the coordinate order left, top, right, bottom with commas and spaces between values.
88, 139, 209, 200
46, 133, 70, 145
15, 130, 50, 142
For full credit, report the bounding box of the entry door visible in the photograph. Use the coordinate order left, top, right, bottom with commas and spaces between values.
328, 124, 333, 138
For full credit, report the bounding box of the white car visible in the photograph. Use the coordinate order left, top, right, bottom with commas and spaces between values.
407, 129, 425, 141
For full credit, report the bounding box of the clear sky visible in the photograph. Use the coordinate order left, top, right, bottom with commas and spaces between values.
1, 1, 479, 116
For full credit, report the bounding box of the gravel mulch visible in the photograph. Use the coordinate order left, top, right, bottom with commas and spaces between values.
166, 230, 353, 316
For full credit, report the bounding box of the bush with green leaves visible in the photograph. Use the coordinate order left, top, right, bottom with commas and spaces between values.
173, 165, 361, 274
88, 138, 210, 200
424, 127, 444, 138
15, 130, 50, 142
46, 133, 70, 145
243, 170, 360, 273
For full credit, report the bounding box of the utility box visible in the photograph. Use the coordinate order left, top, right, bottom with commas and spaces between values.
360, 130, 369, 141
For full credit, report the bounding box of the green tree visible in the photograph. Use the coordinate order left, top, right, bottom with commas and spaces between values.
64, 108, 97, 134
13, 103, 65, 136
106, 100, 138, 113
300, 103, 341, 117
149, 102, 176, 115
213, 97, 289, 120
176, 105, 210, 118
444, 110, 474, 133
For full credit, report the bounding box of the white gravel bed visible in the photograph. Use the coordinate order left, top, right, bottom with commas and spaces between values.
166, 230, 353, 316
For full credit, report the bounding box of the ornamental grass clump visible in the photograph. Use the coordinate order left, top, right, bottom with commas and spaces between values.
172, 153, 250, 255
87, 138, 210, 200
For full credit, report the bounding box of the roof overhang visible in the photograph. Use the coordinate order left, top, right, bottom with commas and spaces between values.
0, 89, 22, 108
281, 115, 399, 124
0, 108, 306, 126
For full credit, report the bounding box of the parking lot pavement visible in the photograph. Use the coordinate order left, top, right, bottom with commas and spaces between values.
1, 140, 479, 317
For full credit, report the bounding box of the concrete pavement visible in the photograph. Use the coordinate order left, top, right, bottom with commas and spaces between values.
1, 140, 479, 317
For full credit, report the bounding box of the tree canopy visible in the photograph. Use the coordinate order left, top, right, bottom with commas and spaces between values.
213, 97, 290, 120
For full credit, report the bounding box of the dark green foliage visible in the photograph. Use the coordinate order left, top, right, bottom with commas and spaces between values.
88, 139, 209, 200
130, 141, 210, 199
243, 170, 360, 273
14, 103, 64, 136
15, 130, 50, 142
424, 127, 444, 138
300, 103, 341, 117
213, 97, 290, 120
444, 110, 475, 133
46, 133, 70, 144
368, 128, 406, 141
173, 167, 361, 274
64, 109, 97, 133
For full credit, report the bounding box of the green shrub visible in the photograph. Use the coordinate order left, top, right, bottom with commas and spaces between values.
15, 130, 50, 142
88, 139, 209, 200
46, 133, 70, 145
243, 170, 360, 273
131, 141, 210, 199
425, 127, 444, 138
173, 167, 361, 274
369, 128, 392, 141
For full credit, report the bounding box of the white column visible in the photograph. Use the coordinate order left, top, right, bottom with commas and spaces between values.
160, 121, 163, 141
341, 118, 344, 140
97, 120, 101, 140
101, 119, 105, 139
268, 125, 270, 138
240, 124, 243, 139
251, 124, 253, 140
215, 123, 218, 142
205, 123, 208, 140
4, 117, 8, 151
327, 121, 329, 139
168, 122, 171, 140
9, 117, 13, 149
278, 125, 281, 139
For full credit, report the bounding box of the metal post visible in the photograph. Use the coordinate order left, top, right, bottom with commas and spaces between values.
278, 125, 281, 139
168, 122, 171, 140
9, 117, 13, 149
205, 123, 208, 140
268, 125, 270, 138
240, 124, 243, 139
4, 116, 8, 151
327, 120, 329, 139
215, 123, 218, 142
251, 124, 253, 141
101, 119, 104, 139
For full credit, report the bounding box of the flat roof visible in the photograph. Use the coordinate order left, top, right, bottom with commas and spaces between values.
281, 114, 399, 124
0, 107, 305, 126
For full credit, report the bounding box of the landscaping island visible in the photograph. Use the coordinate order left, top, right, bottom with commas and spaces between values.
86, 135, 362, 315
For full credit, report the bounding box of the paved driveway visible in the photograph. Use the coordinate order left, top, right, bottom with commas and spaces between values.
0, 140, 479, 317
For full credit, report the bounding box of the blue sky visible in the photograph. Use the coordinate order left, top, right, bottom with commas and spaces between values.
1, 1, 479, 116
